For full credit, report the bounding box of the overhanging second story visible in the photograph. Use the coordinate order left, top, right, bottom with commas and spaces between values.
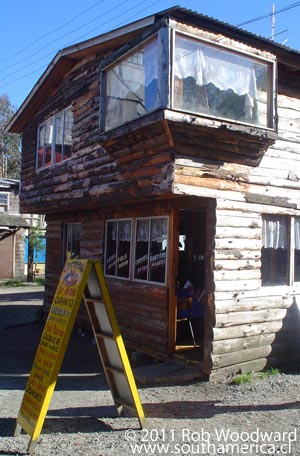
6, 7, 300, 214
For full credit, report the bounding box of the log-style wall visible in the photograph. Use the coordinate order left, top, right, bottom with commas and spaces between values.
174, 85, 300, 379
17, 17, 300, 378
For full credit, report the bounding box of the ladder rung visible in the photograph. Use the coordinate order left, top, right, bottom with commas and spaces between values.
95, 331, 114, 340
86, 298, 104, 304
105, 365, 125, 375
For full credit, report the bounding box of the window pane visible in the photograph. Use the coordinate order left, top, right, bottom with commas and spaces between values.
117, 220, 131, 278
44, 119, 53, 166
105, 221, 117, 276
149, 217, 168, 283
104, 38, 159, 131
294, 218, 300, 281
65, 223, 81, 259
55, 112, 64, 163
0, 193, 8, 210
261, 216, 288, 285
63, 108, 73, 160
134, 219, 150, 280
174, 34, 271, 128
37, 124, 45, 169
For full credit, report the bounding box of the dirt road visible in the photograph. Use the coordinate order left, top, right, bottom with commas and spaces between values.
0, 286, 299, 455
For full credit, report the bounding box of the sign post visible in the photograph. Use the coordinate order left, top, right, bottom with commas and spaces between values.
14, 259, 144, 453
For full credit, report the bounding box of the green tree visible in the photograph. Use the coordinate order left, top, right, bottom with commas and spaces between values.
0, 94, 20, 179
27, 225, 46, 282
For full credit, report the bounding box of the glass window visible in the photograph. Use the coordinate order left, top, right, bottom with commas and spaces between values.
36, 107, 73, 170
134, 217, 168, 284
173, 34, 273, 128
103, 37, 160, 131
104, 217, 168, 284
261, 215, 289, 285
294, 218, 300, 282
105, 220, 132, 279
64, 223, 81, 260
135, 219, 150, 281
0, 193, 8, 211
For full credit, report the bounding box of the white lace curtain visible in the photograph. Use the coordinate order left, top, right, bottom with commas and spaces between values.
295, 218, 300, 250
137, 218, 168, 242
174, 46, 258, 106
262, 217, 287, 249
262, 217, 300, 250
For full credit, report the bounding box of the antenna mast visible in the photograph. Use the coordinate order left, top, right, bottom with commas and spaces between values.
272, 3, 275, 40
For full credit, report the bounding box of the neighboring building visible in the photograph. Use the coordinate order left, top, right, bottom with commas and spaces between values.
0, 178, 28, 279
6, 7, 300, 379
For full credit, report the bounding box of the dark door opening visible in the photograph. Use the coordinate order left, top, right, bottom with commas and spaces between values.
176, 209, 206, 357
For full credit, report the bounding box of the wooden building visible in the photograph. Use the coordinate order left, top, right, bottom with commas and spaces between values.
7, 7, 300, 379
0, 178, 28, 279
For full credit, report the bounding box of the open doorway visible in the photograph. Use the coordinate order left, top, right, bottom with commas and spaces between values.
175, 209, 206, 360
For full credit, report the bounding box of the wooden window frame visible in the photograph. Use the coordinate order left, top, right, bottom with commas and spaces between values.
261, 214, 300, 286
104, 216, 169, 285
36, 106, 73, 171
171, 30, 276, 130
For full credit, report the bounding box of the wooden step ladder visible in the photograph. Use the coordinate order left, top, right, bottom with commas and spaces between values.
84, 261, 145, 427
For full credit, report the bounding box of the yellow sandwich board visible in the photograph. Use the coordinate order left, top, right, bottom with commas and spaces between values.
14, 259, 145, 453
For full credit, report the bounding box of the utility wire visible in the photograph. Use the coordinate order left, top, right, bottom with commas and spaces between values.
0, 0, 162, 90
0, 0, 106, 65
0, 0, 298, 91
237, 1, 300, 26
0, 0, 132, 76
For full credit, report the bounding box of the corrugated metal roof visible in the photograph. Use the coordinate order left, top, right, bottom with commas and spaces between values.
158, 6, 300, 57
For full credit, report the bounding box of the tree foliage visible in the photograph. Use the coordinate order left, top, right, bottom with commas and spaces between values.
0, 94, 20, 179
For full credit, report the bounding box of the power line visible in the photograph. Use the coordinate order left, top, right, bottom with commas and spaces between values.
0, 0, 130, 76
0, 0, 162, 91
0, 0, 154, 80
0, 0, 298, 93
237, 1, 300, 26
0, 0, 106, 65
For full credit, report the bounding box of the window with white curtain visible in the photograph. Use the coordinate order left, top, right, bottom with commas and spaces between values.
104, 216, 168, 284
173, 33, 273, 128
261, 214, 300, 286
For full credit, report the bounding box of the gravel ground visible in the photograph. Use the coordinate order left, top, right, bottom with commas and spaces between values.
0, 286, 300, 456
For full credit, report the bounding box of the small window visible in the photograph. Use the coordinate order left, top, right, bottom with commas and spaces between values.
173, 33, 274, 129
37, 107, 73, 170
102, 37, 160, 131
0, 193, 8, 211
64, 223, 81, 261
105, 219, 132, 278
261, 215, 289, 285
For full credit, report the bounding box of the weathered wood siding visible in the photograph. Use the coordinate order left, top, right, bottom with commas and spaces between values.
174, 82, 300, 378
20, 54, 174, 215
44, 201, 171, 357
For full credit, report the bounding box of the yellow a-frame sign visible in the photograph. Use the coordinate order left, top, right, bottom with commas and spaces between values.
14, 259, 145, 453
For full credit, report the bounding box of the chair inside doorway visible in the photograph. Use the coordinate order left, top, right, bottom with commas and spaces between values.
175, 209, 206, 362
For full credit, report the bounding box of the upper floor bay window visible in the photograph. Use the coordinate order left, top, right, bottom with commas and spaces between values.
173, 34, 273, 129
103, 37, 160, 131
101, 28, 275, 132
37, 106, 73, 170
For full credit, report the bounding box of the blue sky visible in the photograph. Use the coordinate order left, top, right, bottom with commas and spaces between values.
1, 0, 300, 109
